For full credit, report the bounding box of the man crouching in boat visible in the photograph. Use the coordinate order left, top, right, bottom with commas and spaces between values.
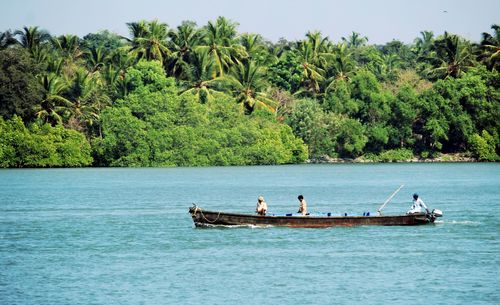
256, 196, 268, 215
297, 195, 308, 216
407, 193, 430, 214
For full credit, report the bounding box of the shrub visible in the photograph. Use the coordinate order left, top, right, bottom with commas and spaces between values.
378, 148, 414, 162
469, 130, 498, 161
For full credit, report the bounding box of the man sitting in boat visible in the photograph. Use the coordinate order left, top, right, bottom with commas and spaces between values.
407, 193, 430, 214
297, 195, 308, 216
256, 196, 268, 215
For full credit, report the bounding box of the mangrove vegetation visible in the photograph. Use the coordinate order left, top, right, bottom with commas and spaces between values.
0, 18, 499, 167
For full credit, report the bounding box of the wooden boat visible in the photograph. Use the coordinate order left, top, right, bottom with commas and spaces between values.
189, 204, 443, 228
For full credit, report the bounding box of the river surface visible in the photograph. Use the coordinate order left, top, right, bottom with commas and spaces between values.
0, 164, 499, 305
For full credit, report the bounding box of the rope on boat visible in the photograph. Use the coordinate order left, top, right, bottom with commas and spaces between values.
192, 205, 221, 223
200, 210, 221, 223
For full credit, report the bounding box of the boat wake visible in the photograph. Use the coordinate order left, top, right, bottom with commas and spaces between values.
194, 223, 274, 229
438, 220, 481, 225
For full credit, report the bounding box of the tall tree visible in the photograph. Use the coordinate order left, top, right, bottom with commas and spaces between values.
428, 32, 475, 79
239, 33, 271, 65
82, 30, 124, 52
342, 31, 368, 48
0, 49, 44, 121
293, 31, 334, 95
326, 43, 355, 84
14, 26, 51, 54
102, 48, 135, 99
197, 17, 246, 77
413, 30, 435, 59
225, 60, 277, 113
51, 34, 84, 78
180, 49, 222, 104
478, 24, 500, 71
125, 20, 171, 62
52, 34, 83, 62
0, 30, 18, 49
84, 45, 109, 73
35, 73, 73, 126
166, 21, 203, 78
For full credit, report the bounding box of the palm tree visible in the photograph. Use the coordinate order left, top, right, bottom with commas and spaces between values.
240, 33, 273, 65
44, 55, 64, 77
125, 20, 171, 62
14, 26, 52, 54
428, 32, 475, 78
413, 30, 434, 59
84, 45, 109, 73
380, 53, 402, 79
330, 43, 355, 82
102, 48, 135, 99
305, 31, 332, 65
166, 21, 203, 78
52, 34, 83, 61
0, 30, 18, 49
197, 17, 247, 77
269, 38, 294, 58
323, 43, 356, 94
478, 24, 500, 71
293, 31, 338, 95
35, 73, 73, 126
224, 60, 277, 114
180, 49, 223, 104
293, 38, 326, 95
342, 32, 368, 48
65, 68, 103, 132
51, 34, 84, 78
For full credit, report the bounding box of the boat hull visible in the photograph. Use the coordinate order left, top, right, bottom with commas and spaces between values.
189, 206, 435, 228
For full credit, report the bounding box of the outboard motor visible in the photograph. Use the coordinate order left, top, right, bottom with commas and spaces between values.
427, 208, 443, 222
432, 209, 443, 217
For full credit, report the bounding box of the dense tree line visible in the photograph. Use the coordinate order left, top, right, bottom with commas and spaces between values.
0, 18, 499, 167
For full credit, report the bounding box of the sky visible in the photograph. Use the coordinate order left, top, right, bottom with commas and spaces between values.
1, 0, 499, 44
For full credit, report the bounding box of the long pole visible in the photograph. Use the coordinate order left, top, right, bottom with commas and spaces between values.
377, 184, 404, 215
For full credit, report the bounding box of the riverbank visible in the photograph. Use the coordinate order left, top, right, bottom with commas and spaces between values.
306, 153, 478, 163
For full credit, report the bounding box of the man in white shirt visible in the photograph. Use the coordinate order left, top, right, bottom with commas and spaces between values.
297, 195, 308, 216
407, 193, 430, 214
256, 196, 268, 215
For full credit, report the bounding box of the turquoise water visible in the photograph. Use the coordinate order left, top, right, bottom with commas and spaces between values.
1, 164, 499, 304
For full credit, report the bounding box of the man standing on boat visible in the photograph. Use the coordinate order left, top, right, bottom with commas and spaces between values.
407, 193, 430, 214
297, 195, 308, 216
256, 196, 267, 215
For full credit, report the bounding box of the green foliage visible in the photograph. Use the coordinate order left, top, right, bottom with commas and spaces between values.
96, 63, 306, 166
126, 60, 175, 94
322, 80, 358, 115
82, 30, 124, 52
469, 130, 499, 161
367, 148, 414, 162
365, 123, 389, 153
1, 20, 499, 167
0, 48, 44, 121
286, 99, 367, 158
268, 52, 302, 92
387, 85, 418, 149
335, 118, 367, 158
428, 32, 475, 79
286, 99, 334, 157
0, 116, 92, 167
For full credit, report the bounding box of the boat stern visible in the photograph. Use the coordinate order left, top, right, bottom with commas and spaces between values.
428, 208, 443, 222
